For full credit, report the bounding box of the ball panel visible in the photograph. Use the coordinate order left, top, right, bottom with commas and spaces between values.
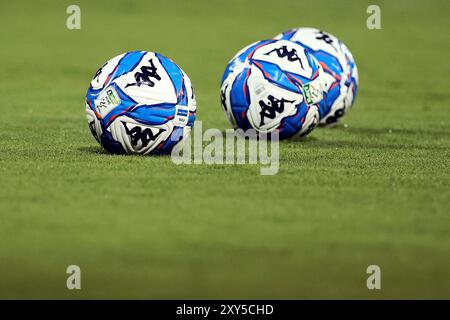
114, 52, 178, 106
109, 116, 172, 155
246, 66, 303, 133
252, 40, 314, 78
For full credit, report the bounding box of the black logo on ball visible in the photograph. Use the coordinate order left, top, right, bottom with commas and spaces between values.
125, 59, 161, 88
258, 95, 295, 126
315, 31, 333, 44
92, 62, 106, 81
265, 45, 304, 69
220, 84, 229, 111
121, 122, 166, 148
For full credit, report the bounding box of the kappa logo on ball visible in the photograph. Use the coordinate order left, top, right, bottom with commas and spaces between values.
265, 45, 304, 69
315, 30, 334, 44
125, 59, 161, 88
122, 122, 166, 149
220, 84, 229, 111
258, 95, 295, 126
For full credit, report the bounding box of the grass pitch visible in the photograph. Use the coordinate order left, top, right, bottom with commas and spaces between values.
0, 0, 449, 299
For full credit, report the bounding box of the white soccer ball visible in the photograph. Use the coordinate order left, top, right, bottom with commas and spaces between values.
85, 51, 196, 155
220, 39, 326, 139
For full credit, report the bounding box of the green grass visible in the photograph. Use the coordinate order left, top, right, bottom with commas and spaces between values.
0, 0, 449, 299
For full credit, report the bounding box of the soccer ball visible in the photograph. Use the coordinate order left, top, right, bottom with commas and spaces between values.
85, 51, 196, 155
220, 39, 326, 140
275, 28, 358, 126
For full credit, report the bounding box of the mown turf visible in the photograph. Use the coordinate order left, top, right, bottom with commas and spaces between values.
0, 0, 449, 299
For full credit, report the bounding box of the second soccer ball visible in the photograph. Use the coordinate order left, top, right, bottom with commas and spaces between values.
220, 39, 326, 140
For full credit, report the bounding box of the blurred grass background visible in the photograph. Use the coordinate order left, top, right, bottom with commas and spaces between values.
0, 0, 449, 298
